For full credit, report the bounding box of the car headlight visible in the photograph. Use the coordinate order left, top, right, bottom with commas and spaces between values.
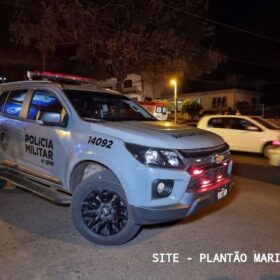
125, 143, 184, 168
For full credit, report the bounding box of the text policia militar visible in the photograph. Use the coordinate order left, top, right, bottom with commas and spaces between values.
152, 252, 280, 263
25, 134, 54, 165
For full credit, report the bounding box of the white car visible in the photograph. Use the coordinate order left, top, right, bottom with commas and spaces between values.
197, 115, 280, 157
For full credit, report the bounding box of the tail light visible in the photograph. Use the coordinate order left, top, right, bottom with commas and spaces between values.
273, 140, 280, 147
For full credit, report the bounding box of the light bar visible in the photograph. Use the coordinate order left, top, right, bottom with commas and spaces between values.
27, 70, 96, 84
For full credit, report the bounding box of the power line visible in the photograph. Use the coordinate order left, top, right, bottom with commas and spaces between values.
209, 6, 273, 34
224, 53, 280, 70
186, 76, 280, 88
159, 1, 280, 43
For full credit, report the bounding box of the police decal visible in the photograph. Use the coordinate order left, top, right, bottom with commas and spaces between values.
25, 134, 54, 166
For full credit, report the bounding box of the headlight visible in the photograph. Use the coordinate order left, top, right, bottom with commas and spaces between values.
125, 143, 184, 169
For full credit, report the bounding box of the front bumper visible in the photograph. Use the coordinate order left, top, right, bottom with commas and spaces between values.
130, 179, 234, 225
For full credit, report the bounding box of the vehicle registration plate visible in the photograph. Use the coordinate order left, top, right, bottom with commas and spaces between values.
217, 187, 228, 200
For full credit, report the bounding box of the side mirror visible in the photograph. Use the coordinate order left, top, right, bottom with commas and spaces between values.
38, 112, 61, 126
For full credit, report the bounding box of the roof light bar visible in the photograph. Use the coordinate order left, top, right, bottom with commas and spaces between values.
27, 70, 96, 85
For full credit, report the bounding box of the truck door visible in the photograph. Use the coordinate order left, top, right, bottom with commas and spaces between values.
225, 117, 261, 152
17, 89, 70, 186
0, 89, 28, 166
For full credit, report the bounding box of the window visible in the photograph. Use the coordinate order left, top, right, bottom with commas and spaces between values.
229, 118, 260, 131
156, 106, 162, 113
252, 117, 278, 130
123, 80, 133, 88
27, 90, 68, 126
209, 117, 261, 131
221, 97, 227, 107
0, 91, 9, 112
226, 118, 244, 130
212, 97, 216, 108
3, 90, 27, 117
64, 89, 155, 122
208, 118, 225, 128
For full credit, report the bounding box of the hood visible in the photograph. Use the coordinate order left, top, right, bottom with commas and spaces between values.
90, 121, 225, 150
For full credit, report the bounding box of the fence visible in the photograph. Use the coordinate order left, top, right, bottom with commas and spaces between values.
235, 104, 280, 118
202, 104, 280, 118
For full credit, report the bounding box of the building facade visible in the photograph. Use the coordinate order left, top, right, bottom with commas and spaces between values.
162, 88, 263, 112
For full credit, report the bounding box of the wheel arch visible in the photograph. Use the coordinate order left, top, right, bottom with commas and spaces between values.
69, 160, 122, 193
262, 141, 274, 157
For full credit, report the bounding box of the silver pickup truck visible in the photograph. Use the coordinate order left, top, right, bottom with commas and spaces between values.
0, 80, 234, 245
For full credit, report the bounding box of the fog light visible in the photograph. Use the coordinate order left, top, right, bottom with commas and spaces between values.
152, 179, 174, 199
157, 182, 165, 193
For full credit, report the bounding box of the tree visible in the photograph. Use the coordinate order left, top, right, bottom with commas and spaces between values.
182, 98, 203, 121
10, 0, 222, 91
10, 2, 63, 70
162, 99, 173, 112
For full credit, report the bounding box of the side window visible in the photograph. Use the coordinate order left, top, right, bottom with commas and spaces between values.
208, 118, 225, 128
156, 106, 162, 113
3, 90, 27, 117
226, 118, 260, 131
27, 90, 68, 127
0, 91, 9, 112
238, 119, 260, 131
227, 118, 244, 130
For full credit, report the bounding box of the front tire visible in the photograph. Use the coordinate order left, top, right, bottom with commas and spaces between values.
71, 171, 140, 245
0, 179, 6, 189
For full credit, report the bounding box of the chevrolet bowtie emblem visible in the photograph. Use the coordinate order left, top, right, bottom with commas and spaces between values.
215, 154, 225, 163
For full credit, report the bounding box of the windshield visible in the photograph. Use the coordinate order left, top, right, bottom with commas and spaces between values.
64, 89, 156, 122
251, 117, 279, 130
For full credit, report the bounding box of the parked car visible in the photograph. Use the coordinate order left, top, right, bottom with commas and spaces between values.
0, 74, 234, 245
197, 115, 280, 157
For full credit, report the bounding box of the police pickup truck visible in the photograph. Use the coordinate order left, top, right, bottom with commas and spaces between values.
0, 75, 233, 245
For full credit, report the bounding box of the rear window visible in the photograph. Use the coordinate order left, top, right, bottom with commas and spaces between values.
252, 117, 279, 130
3, 90, 27, 117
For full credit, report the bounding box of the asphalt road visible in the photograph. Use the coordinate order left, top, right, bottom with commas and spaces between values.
0, 153, 279, 280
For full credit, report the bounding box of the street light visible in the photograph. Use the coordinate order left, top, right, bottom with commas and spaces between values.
170, 79, 177, 123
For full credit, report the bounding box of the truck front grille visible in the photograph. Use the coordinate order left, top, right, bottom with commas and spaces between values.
187, 160, 232, 192
181, 144, 233, 193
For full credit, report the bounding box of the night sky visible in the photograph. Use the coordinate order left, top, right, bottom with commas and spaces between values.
0, 0, 280, 104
